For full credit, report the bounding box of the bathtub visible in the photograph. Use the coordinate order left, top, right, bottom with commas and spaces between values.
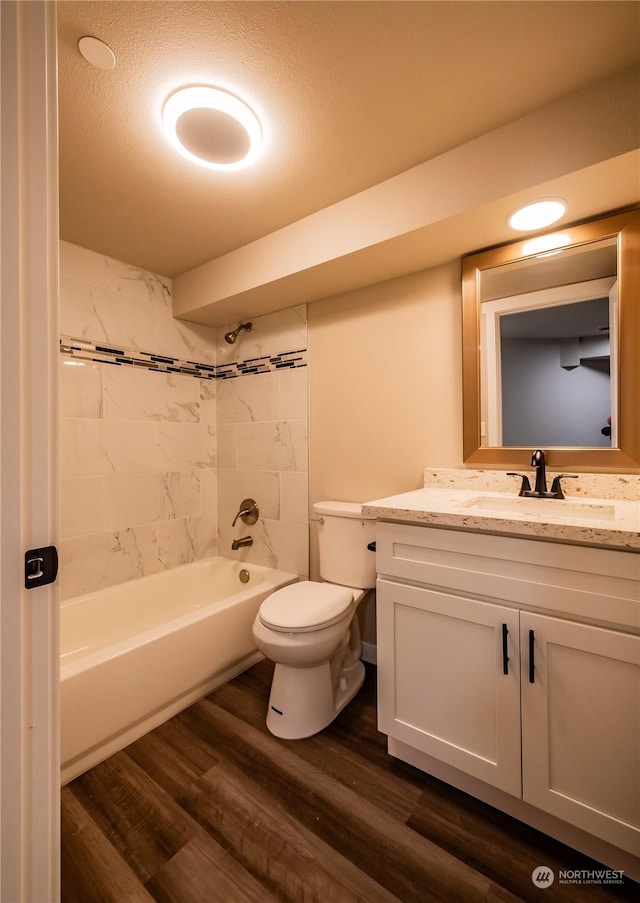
60, 556, 297, 784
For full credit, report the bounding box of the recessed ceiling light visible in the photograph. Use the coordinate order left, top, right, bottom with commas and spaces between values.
162, 86, 262, 171
78, 36, 116, 70
509, 200, 566, 232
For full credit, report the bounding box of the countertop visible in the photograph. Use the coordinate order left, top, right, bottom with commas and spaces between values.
362, 487, 640, 551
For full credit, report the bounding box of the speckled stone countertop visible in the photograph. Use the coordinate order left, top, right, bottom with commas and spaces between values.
362, 469, 640, 551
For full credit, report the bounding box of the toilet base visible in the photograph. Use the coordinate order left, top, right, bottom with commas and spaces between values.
266, 657, 365, 739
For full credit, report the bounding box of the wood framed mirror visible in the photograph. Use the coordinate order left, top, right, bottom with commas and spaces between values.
462, 208, 639, 470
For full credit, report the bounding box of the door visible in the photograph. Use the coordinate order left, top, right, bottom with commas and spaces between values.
522, 612, 640, 856
377, 579, 522, 795
1, 2, 60, 900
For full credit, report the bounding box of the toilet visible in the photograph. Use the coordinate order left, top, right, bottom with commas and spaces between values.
252, 501, 376, 739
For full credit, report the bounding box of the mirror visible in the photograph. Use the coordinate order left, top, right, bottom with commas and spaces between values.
462, 209, 639, 469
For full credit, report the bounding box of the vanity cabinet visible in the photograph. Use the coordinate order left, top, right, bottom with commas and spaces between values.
377, 580, 522, 794
522, 611, 640, 854
376, 521, 640, 859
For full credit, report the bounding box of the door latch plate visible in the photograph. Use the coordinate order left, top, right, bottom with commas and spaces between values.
24, 546, 58, 589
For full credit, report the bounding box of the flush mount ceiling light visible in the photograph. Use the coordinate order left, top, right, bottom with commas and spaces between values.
162, 86, 262, 171
509, 200, 566, 232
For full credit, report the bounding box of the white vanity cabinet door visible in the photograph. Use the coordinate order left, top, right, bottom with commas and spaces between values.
521, 612, 640, 857
377, 578, 522, 796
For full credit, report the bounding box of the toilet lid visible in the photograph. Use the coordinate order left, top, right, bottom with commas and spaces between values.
259, 581, 354, 633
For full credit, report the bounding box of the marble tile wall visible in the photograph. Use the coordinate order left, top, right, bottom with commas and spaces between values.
59, 242, 219, 600
215, 306, 309, 577
59, 242, 310, 599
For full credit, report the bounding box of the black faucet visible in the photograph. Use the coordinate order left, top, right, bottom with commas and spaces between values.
508, 449, 578, 499
531, 449, 547, 495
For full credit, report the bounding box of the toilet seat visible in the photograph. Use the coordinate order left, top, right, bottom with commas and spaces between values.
259, 581, 354, 633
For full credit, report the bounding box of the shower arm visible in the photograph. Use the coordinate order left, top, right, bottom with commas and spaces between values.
224, 322, 253, 344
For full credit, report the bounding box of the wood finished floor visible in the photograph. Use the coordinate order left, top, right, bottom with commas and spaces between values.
61, 660, 638, 903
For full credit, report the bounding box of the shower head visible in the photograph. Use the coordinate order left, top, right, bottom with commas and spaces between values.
224, 321, 253, 344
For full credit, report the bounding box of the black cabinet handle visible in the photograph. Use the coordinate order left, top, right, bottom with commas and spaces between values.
528, 629, 535, 683
501, 623, 509, 675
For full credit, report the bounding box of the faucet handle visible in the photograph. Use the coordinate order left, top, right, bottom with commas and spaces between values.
232, 498, 259, 527
549, 474, 578, 500
507, 473, 532, 496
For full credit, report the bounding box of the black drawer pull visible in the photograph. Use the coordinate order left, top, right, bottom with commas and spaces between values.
528, 629, 535, 683
501, 623, 509, 675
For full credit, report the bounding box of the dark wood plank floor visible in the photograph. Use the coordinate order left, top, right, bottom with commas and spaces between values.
61, 660, 638, 903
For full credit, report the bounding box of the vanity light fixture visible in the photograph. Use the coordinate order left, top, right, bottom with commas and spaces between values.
162, 86, 262, 170
509, 200, 566, 232
521, 232, 572, 257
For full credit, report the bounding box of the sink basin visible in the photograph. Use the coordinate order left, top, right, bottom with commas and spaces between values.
456, 495, 617, 522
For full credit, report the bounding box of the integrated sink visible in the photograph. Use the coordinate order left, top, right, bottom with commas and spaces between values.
456, 495, 617, 522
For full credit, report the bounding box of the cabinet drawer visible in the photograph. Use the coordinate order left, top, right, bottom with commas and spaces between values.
375, 522, 640, 629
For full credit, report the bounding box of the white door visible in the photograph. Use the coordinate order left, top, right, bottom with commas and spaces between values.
1, 2, 60, 901
522, 612, 640, 857
377, 579, 522, 795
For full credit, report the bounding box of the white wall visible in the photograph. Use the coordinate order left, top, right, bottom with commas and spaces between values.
501, 338, 611, 447
215, 306, 309, 577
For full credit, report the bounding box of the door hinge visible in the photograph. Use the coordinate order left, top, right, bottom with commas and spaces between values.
24, 546, 58, 589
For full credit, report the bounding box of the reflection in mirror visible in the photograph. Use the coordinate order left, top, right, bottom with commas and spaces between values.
497, 295, 613, 447
462, 209, 639, 470
480, 236, 616, 448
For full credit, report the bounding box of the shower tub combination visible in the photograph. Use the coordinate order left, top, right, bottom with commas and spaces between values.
60, 557, 297, 784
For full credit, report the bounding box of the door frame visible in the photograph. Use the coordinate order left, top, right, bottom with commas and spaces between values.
1, 2, 60, 900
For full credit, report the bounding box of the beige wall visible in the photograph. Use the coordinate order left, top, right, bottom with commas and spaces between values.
308, 261, 463, 507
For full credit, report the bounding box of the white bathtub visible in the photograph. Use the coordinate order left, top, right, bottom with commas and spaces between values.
60, 556, 297, 784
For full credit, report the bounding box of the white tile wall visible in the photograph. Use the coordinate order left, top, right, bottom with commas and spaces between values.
59, 243, 218, 599
59, 243, 310, 598
216, 306, 309, 577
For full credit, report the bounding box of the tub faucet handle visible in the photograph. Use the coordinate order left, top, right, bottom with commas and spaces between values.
232, 498, 259, 527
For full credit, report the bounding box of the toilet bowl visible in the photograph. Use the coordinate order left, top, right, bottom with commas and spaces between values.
252, 501, 376, 739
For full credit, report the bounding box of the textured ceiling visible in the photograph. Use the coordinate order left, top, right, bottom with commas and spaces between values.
57, 1, 640, 278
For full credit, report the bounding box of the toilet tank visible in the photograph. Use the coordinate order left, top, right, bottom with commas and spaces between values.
313, 501, 376, 589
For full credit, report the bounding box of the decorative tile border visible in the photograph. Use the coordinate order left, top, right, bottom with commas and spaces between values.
60, 336, 307, 380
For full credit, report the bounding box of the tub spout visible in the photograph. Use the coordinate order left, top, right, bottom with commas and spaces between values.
231, 536, 253, 551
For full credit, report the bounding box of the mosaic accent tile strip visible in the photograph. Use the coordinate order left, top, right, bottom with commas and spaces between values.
60, 336, 307, 379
